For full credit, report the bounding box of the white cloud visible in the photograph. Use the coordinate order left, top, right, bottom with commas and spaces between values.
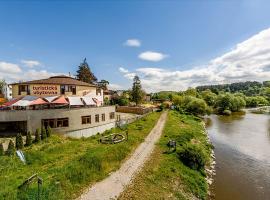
23, 69, 60, 81
120, 28, 270, 92
108, 83, 124, 90
138, 51, 168, 62
0, 61, 63, 84
124, 39, 141, 47
119, 67, 129, 73
0, 61, 22, 74
118, 67, 136, 81
21, 60, 41, 68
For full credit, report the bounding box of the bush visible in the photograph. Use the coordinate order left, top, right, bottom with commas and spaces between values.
223, 109, 232, 115
178, 143, 207, 170
34, 128, 41, 143
6, 140, 15, 156
0, 143, 4, 156
41, 127, 47, 140
16, 133, 24, 150
25, 131, 32, 147
46, 126, 52, 137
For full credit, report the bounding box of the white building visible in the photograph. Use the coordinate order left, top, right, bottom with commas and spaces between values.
1, 84, 12, 100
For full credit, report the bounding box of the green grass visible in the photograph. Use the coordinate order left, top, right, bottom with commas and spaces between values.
0, 111, 161, 200
119, 110, 212, 200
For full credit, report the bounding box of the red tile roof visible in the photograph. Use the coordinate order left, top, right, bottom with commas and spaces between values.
11, 75, 96, 87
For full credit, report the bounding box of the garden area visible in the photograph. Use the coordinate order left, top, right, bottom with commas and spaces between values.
0, 111, 161, 200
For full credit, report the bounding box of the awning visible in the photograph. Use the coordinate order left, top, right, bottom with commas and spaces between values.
30, 98, 48, 106
13, 96, 39, 107
68, 97, 84, 106
45, 96, 58, 103
2, 97, 22, 107
81, 96, 96, 106
51, 96, 69, 104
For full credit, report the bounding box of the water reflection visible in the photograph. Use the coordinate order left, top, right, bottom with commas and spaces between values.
206, 111, 270, 200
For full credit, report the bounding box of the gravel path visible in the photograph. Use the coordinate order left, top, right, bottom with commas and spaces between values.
78, 111, 168, 200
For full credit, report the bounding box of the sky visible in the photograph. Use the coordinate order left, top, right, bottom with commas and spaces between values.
1, 0, 270, 92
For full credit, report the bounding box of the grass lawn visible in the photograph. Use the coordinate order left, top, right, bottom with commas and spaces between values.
0, 111, 161, 200
119, 110, 212, 200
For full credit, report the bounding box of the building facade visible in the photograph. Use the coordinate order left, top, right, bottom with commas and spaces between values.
1, 84, 12, 100
0, 106, 116, 138
10, 75, 103, 100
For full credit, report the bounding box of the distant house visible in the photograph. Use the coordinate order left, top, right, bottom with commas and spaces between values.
144, 94, 151, 102
1, 84, 12, 100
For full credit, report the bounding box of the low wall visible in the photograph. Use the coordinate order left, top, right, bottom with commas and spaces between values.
116, 106, 153, 115
66, 122, 115, 138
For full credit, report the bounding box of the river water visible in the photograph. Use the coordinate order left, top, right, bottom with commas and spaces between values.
206, 111, 270, 200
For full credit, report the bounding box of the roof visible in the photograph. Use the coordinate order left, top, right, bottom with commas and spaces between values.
11, 75, 96, 87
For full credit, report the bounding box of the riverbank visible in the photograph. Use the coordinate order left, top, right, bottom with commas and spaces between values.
119, 110, 212, 200
0, 112, 161, 199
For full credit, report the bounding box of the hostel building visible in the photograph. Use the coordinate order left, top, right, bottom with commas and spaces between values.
0, 75, 116, 138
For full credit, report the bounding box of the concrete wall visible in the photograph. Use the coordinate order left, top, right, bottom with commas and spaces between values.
66, 122, 115, 138
0, 106, 116, 135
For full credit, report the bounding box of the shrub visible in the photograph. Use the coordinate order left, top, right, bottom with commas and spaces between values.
34, 128, 41, 143
25, 131, 32, 146
46, 126, 52, 137
178, 143, 207, 170
41, 127, 47, 140
16, 133, 24, 150
223, 109, 232, 115
0, 143, 4, 156
6, 140, 15, 156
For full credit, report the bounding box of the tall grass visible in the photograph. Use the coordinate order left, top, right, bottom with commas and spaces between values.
0, 112, 161, 200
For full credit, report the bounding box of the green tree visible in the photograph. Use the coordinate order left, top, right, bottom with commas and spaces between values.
41, 127, 47, 140
201, 89, 217, 106
215, 93, 246, 114
104, 97, 110, 105
25, 131, 32, 147
186, 98, 210, 116
6, 140, 15, 156
98, 80, 109, 90
76, 58, 97, 84
16, 133, 24, 150
0, 143, 4, 156
184, 88, 198, 97
34, 128, 41, 143
46, 126, 52, 137
0, 79, 6, 94
131, 75, 144, 105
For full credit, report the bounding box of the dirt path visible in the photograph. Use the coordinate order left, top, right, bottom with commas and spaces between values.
78, 111, 168, 200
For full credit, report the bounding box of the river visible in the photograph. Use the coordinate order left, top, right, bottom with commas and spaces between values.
206, 111, 270, 200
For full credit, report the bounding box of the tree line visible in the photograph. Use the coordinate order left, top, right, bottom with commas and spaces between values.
154, 80, 270, 116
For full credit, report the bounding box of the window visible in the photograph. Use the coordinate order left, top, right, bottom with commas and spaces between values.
18, 85, 30, 95
110, 112, 115, 119
102, 113, 105, 121
82, 116, 91, 124
95, 114, 99, 123
60, 85, 76, 95
42, 118, 69, 128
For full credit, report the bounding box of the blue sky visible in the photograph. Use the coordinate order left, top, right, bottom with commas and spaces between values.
1, 0, 270, 92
